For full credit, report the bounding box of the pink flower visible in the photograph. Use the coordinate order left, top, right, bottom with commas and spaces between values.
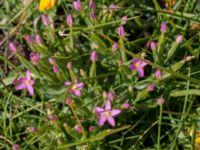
15, 70, 35, 96
90, 51, 98, 62
89, 0, 95, 9
112, 42, 118, 52
73, 0, 82, 10
176, 35, 183, 44
117, 26, 125, 37
160, 22, 167, 33
30, 127, 38, 133
122, 102, 130, 109
30, 52, 40, 65
74, 125, 82, 133
66, 14, 73, 27
147, 83, 155, 92
9, 42, 17, 52
130, 59, 148, 77
65, 80, 84, 96
95, 100, 121, 127
154, 69, 162, 79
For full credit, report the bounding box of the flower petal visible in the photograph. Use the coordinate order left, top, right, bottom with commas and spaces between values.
111, 109, 121, 116
95, 107, 104, 113
138, 68, 144, 77
16, 83, 26, 90
98, 115, 107, 126
27, 85, 34, 96
105, 100, 111, 110
107, 117, 115, 127
74, 90, 81, 96
26, 70, 31, 80
77, 82, 84, 89
64, 81, 71, 86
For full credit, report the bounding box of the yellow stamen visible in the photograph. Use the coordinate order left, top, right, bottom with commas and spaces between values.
135, 62, 140, 68
104, 111, 110, 117
25, 80, 30, 86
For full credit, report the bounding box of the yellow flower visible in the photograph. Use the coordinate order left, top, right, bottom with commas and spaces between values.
39, 0, 57, 12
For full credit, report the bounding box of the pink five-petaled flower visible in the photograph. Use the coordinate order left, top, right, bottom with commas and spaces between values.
64, 80, 84, 96
130, 59, 148, 77
95, 100, 121, 127
16, 70, 34, 96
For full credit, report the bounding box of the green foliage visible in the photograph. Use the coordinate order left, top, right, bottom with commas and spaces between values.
0, 0, 200, 149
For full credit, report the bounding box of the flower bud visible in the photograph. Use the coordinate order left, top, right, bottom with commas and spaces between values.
35, 34, 42, 45
117, 26, 125, 37
156, 97, 165, 106
9, 42, 17, 52
30, 52, 40, 65
41, 15, 50, 26
160, 22, 167, 33
122, 102, 130, 109
24, 35, 34, 45
147, 83, 155, 92
112, 42, 118, 52
154, 69, 162, 79
66, 14, 73, 27
176, 35, 183, 44
73, 0, 82, 10
90, 51, 98, 62
89, 0, 95, 9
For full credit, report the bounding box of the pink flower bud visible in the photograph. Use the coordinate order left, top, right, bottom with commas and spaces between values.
89, 0, 95, 9
66, 14, 73, 27
12, 144, 20, 150
109, 3, 119, 11
67, 62, 72, 69
121, 16, 127, 25
90, 51, 98, 62
117, 26, 125, 37
160, 22, 167, 33
156, 97, 165, 106
154, 69, 162, 79
176, 35, 183, 44
89, 126, 95, 132
107, 92, 114, 101
74, 124, 82, 133
9, 42, 17, 52
24, 35, 34, 45
48, 115, 57, 121
65, 97, 72, 105
73, 0, 82, 10
147, 83, 155, 92
53, 65, 59, 73
41, 15, 50, 26
112, 42, 118, 52
90, 11, 96, 20
122, 102, 130, 109
48, 58, 56, 65
35, 34, 42, 45
31, 127, 38, 133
